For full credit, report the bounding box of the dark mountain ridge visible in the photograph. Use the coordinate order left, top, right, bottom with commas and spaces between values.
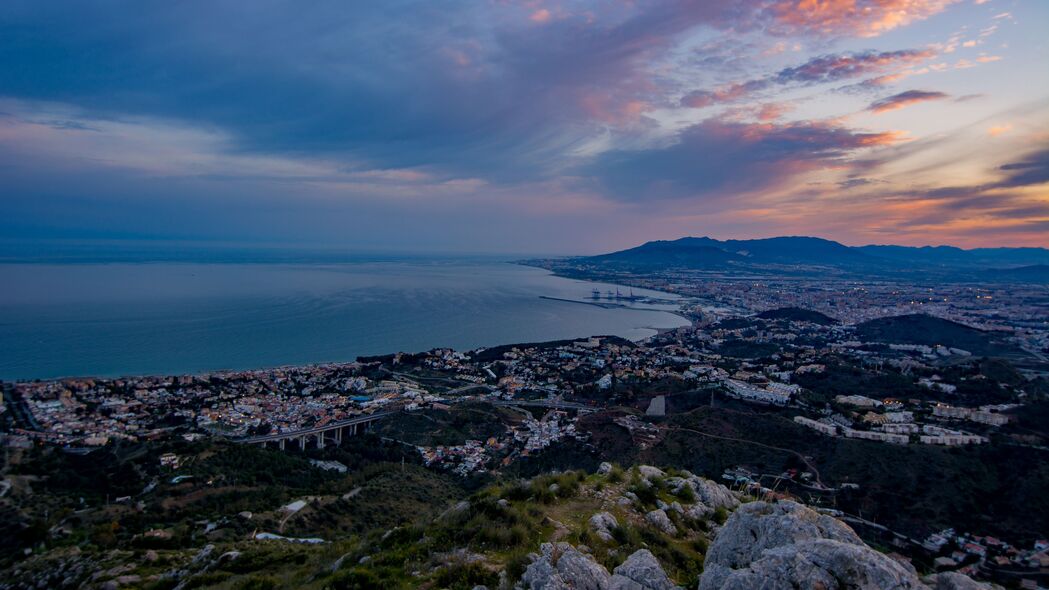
577, 236, 1049, 280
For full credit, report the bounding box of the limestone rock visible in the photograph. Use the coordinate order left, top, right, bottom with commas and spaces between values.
598, 462, 614, 475
518, 544, 679, 590
589, 512, 619, 542
698, 501, 990, 590
925, 572, 1000, 590
610, 549, 681, 590
644, 509, 677, 535
684, 502, 712, 521
704, 501, 861, 570
706, 537, 928, 590
680, 472, 738, 511
518, 542, 612, 590
637, 466, 666, 480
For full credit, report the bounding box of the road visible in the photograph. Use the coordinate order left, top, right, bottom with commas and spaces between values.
490, 399, 591, 410
234, 411, 394, 444
667, 424, 824, 487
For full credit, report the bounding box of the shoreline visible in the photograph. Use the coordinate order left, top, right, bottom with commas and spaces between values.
1, 264, 690, 384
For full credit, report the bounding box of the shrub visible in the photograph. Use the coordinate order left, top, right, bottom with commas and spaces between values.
433, 561, 499, 589
235, 576, 280, 590
329, 568, 382, 590
674, 484, 697, 504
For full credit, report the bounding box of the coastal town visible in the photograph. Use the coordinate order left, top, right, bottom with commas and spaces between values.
2, 274, 1048, 587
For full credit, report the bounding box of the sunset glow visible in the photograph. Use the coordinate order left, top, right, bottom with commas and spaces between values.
1, 0, 1046, 252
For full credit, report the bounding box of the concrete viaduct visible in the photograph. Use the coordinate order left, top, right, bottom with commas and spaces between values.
234, 411, 393, 450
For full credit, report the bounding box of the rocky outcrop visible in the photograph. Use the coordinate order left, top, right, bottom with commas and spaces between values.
589, 512, 619, 542
924, 572, 999, 590
519, 543, 612, 590
678, 472, 738, 511
610, 549, 681, 590
519, 543, 679, 590
637, 466, 667, 480
644, 509, 677, 536
699, 501, 990, 590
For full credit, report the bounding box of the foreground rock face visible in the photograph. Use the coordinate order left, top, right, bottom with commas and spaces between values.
519, 543, 681, 590
611, 549, 680, 590
699, 501, 992, 590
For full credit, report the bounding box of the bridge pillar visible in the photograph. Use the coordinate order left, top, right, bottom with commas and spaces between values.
351, 423, 358, 436
279, 439, 286, 451
334, 428, 342, 444
316, 432, 325, 449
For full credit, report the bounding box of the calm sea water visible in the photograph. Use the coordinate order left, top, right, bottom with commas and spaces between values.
0, 260, 687, 380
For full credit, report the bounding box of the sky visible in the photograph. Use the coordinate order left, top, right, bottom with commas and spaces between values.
1, 0, 1047, 255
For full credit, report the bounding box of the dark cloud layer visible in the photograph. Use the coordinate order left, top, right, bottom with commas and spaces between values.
683, 49, 932, 108
586, 120, 900, 200
868, 90, 949, 113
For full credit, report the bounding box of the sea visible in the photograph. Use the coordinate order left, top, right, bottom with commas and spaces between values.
0, 253, 688, 381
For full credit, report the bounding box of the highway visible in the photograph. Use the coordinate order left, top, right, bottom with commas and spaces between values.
234, 411, 394, 444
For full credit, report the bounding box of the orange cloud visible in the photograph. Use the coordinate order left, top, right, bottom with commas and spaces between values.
987, 123, 1012, 136
756, 103, 793, 121
767, 0, 958, 37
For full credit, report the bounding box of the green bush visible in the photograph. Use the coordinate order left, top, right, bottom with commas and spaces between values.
674, 484, 697, 503
235, 576, 280, 590
433, 561, 499, 589
328, 568, 383, 590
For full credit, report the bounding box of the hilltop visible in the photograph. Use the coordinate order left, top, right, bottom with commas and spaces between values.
854, 313, 1018, 357
0, 455, 994, 590
755, 307, 838, 325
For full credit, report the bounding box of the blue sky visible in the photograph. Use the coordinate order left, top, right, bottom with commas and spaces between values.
1, 0, 1047, 254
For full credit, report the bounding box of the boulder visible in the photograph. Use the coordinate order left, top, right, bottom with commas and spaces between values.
699, 501, 990, 590
518, 544, 679, 590
680, 473, 738, 511
637, 466, 666, 480
610, 549, 681, 590
705, 501, 861, 570
589, 512, 619, 542
644, 509, 677, 536
702, 538, 927, 590
518, 542, 612, 590
598, 462, 614, 475
684, 502, 712, 521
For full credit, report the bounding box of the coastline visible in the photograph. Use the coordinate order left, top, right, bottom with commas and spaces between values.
0, 261, 689, 383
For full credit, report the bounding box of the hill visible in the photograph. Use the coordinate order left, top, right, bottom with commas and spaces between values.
588, 238, 744, 269
982, 264, 1049, 283
853, 313, 1012, 356
569, 236, 1049, 279
587, 236, 865, 270
755, 307, 837, 325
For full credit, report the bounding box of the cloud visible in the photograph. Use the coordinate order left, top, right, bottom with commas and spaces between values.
867, 90, 949, 113
683, 49, 933, 108
775, 49, 934, 84
997, 148, 1049, 187
585, 119, 902, 200
762, 0, 959, 37
529, 9, 552, 23
987, 123, 1012, 136
3, 0, 1042, 249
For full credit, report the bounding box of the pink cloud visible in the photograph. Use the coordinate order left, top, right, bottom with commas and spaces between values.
530, 8, 551, 23
764, 0, 959, 38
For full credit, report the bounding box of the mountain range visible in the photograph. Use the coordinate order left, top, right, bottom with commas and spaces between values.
579, 236, 1049, 280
